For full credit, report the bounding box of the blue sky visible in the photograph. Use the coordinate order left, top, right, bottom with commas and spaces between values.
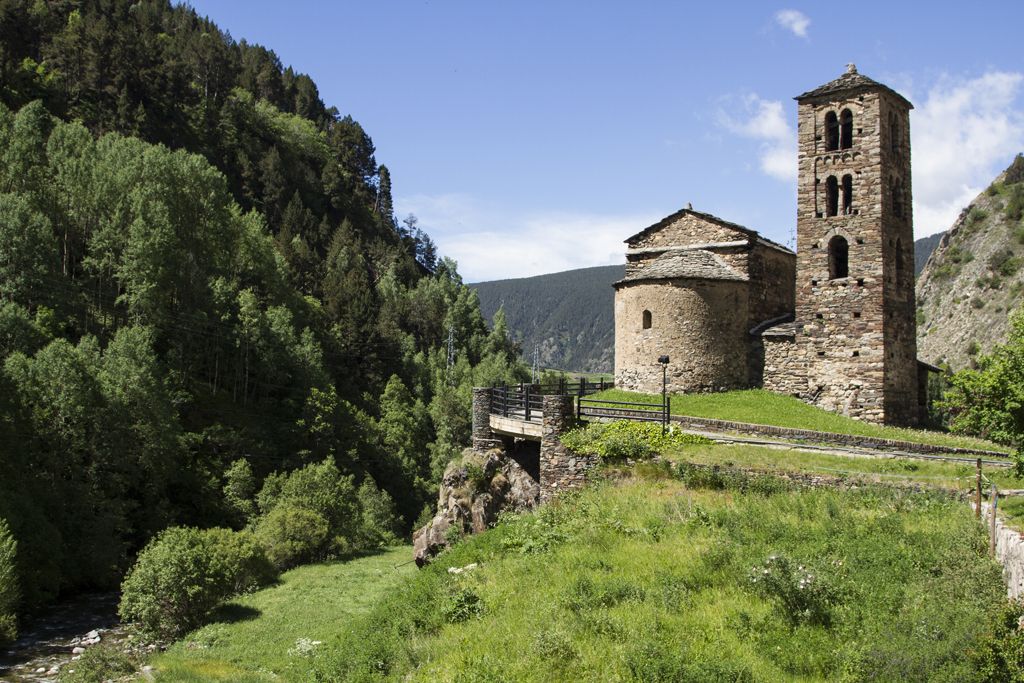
187, 1, 1024, 282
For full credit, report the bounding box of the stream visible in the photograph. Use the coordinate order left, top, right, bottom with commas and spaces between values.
0, 593, 139, 682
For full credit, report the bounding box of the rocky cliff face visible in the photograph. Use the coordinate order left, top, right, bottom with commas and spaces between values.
917, 155, 1024, 370
412, 447, 539, 566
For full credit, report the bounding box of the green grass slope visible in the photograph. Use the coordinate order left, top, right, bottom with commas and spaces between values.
315, 474, 1011, 682
150, 546, 415, 682
595, 388, 1009, 452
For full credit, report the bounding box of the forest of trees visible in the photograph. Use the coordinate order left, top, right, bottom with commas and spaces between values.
0, 0, 527, 636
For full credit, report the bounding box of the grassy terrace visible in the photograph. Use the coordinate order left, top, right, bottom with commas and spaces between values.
665, 442, 1023, 490
592, 388, 1010, 453
314, 477, 1010, 682
150, 546, 415, 682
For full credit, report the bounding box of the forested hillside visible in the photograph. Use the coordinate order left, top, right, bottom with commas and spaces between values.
0, 0, 526, 632
472, 264, 624, 373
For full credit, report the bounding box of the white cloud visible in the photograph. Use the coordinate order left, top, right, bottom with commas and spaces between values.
717, 94, 797, 182
775, 9, 810, 38
396, 193, 658, 282
911, 71, 1024, 236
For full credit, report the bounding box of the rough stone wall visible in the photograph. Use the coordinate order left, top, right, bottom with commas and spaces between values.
789, 83, 918, 424
986, 502, 1024, 600
540, 395, 596, 502
748, 244, 797, 326
471, 387, 502, 452
615, 278, 750, 394
762, 334, 804, 395
629, 212, 748, 251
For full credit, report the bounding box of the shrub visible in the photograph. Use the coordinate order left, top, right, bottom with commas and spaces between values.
255, 458, 360, 556
442, 586, 483, 623
60, 643, 137, 683
561, 421, 711, 461
972, 296, 986, 310
356, 478, 401, 549
0, 518, 18, 645
465, 462, 489, 493
255, 505, 330, 569
222, 458, 257, 527
119, 526, 277, 639
749, 554, 837, 626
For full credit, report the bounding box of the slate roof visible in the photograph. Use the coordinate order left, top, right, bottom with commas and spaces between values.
795, 65, 913, 109
616, 249, 748, 286
624, 208, 794, 255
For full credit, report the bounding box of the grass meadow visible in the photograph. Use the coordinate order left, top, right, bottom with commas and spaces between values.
593, 388, 1010, 453
314, 471, 1011, 682
149, 546, 415, 682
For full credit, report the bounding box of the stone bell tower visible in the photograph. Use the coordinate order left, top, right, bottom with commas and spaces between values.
793, 64, 918, 424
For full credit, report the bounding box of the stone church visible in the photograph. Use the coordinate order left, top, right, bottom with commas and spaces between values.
614, 65, 931, 425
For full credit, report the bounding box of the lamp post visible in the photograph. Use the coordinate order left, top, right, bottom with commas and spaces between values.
658, 355, 670, 434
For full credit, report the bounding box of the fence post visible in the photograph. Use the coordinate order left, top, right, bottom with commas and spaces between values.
525, 385, 531, 422
502, 382, 508, 417
991, 483, 998, 558
976, 458, 982, 519
559, 377, 565, 396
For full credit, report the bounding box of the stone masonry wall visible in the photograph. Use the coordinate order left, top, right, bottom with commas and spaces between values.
762, 334, 804, 395
540, 394, 597, 503
615, 278, 750, 394
471, 387, 502, 452
789, 80, 918, 425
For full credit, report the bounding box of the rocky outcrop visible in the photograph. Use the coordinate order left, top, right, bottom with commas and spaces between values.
412, 447, 539, 567
917, 154, 1024, 370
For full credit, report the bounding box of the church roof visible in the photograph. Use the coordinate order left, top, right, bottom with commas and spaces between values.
616, 248, 748, 285
795, 64, 913, 109
624, 207, 794, 255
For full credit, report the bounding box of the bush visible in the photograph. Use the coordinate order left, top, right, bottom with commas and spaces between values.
749, 554, 837, 626
222, 458, 257, 527
0, 518, 18, 645
254, 505, 330, 570
255, 458, 360, 556
356, 478, 401, 549
60, 643, 137, 683
561, 421, 711, 461
119, 526, 278, 639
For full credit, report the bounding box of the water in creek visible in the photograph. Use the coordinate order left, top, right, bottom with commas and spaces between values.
0, 593, 133, 682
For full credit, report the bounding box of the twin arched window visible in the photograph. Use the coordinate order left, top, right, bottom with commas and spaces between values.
895, 238, 905, 278
824, 174, 855, 217
889, 112, 900, 156
824, 109, 854, 151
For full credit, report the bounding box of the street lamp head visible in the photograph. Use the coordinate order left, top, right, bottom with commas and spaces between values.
658, 355, 670, 365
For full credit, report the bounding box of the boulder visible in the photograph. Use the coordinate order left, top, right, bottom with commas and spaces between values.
413, 446, 539, 566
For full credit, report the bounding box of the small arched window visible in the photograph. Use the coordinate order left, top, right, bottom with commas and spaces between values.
895, 238, 905, 279
840, 109, 853, 149
892, 178, 904, 218
824, 111, 839, 151
841, 174, 853, 215
828, 235, 849, 279
642, 310, 652, 329
825, 176, 839, 217
889, 112, 900, 156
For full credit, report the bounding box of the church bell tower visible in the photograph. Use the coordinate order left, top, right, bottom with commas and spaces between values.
793, 64, 918, 424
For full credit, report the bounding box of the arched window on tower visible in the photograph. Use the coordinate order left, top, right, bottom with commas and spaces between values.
892, 178, 904, 218
842, 174, 853, 215
825, 176, 839, 217
840, 109, 853, 149
642, 310, 652, 330
889, 112, 900, 156
828, 236, 849, 279
895, 238, 905, 280
825, 111, 839, 151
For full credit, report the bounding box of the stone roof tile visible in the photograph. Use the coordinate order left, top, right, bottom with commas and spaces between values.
795, 64, 913, 109
617, 249, 748, 285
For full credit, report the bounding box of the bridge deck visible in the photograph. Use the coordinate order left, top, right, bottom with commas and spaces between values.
489, 414, 542, 441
